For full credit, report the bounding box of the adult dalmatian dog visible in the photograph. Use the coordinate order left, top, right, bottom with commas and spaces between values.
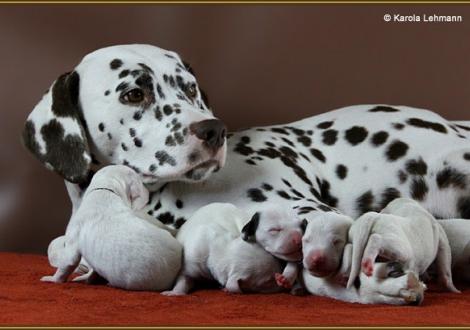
23, 44, 470, 256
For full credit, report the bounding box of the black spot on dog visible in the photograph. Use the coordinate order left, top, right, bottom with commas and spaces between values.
345, 126, 368, 146
110, 59, 123, 70
398, 170, 408, 183
104, 90, 110, 96
298, 206, 316, 215
356, 190, 374, 214
464, 153, 470, 161
241, 213, 260, 242
380, 188, 401, 208
407, 118, 447, 134
133, 111, 143, 121
317, 121, 334, 129
291, 189, 305, 198
129, 128, 136, 137
406, 158, 428, 176
265, 141, 275, 148
163, 105, 173, 116
149, 164, 157, 173
107, 133, 113, 140
271, 127, 289, 135
247, 188, 267, 202
262, 183, 273, 191
138, 63, 154, 74
282, 179, 292, 187
258, 148, 281, 159
157, 212, 175, 224
234, 136, 254, 156
119, 70, 130, 78
155, 151, 176, 166
154, 107, 163, 121
280, 146, 298, 159
175, 199, 184, 209
98, 123, 105, 132
457, 124, 470, 132
371, 131, 389, 146
393, 123, 405, 130
310, 148, 326, 163
116, 82, 128, 92
322, 129, 338, 145
50, 71, 80, 118
457, 197, 470, 218
297, 135, 312, 147
174, 217, 187, 229
281, 137, 295, 147
246, 159, 256, 165
410, 178, 428, 201
336, 164, 348, 179
134, 138, 142, 148
153, 200, 162, 210
318, 204, 333, 212
318, 179, 338, 207
436, 167, 467, 190
277, 190, 291, 200
386, 140, 409, 161
165, 135, 176, 146
369, 106, 400, 113
156, 84, 165, 99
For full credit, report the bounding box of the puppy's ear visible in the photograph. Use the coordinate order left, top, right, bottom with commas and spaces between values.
126, 176, 149, 210
301, 219, 308, 233
21, 71, 91, 184
241, 212, 260, 243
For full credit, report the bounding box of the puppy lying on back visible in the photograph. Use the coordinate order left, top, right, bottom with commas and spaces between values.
347, 198, 459, 293
162, 203, 284, 295
241, 205, 304, 289
437, 219, 470, 282
303, 243, 426, 305
41, 165, 182, 291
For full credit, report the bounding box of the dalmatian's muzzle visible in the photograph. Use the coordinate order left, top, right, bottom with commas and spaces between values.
21, 44, 227, 186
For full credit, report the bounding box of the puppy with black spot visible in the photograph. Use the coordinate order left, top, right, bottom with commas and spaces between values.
347, 198, 459, 293
241, 204, 304, 289
303, 243, 427, 305
162, 203, 284, 295
41, 165, 182, 291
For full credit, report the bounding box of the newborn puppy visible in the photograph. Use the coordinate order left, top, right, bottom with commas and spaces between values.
302, 212, 353, 278
303, 243, 426, 305
41, 165, 182, 291
437, 219, 470, 281
241, 205, 304, 288
162, 203, 283, 295
347, 198, 458, 293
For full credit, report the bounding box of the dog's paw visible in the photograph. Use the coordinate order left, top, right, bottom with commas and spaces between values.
161, 290, 187, 296
275, 273, 293, 289
41, 275, 60, 283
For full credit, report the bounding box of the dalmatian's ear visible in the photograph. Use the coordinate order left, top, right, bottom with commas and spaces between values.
241, 212, 260, 243
21, 71, 91, 184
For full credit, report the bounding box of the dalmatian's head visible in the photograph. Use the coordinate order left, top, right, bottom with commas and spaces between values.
22, 44, 227, 186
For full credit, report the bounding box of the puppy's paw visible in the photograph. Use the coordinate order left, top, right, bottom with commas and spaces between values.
41, 275, 61, 283
161, 290, 187, 296
361, 258, 374, 276
275, 273, 293, 289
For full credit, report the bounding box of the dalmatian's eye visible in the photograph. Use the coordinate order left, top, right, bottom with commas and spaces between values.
122, 88, 144, 104
269, 228, 281, 234
186, 84, 197, 99
387, 261, 405, 278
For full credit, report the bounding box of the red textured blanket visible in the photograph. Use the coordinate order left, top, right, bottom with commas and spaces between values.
0, 252, 469, 326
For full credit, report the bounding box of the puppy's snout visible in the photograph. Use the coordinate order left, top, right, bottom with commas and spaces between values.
291, 232, 302, 248
308, 251, 326, 269
190, 119, 227, 151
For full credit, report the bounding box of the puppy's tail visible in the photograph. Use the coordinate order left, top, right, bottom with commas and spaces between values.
346, 212, 378, 289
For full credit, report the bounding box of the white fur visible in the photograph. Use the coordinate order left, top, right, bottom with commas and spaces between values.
438, 219, 470, 281
41, 165, 182, 291
347, 198, 459, 293
162, 203, 283, 295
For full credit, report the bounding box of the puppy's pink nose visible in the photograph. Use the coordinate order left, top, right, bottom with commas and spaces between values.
309, 251, 326, 267
292, 232, 302, 248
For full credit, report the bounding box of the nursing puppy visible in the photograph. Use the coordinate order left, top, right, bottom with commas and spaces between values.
302, 212, 353, 278
347, 198, 458, 293
241, 205, 304, 288
303, 243, 426, 305
436, 219, 470, 281
41, 165, 182, 291
162, 203, 283, 295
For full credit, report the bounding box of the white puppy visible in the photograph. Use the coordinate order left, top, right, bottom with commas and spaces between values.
303, 243, 426, 305
302, 212, 354, 278
162, 203, 283, 295
41, 165, 182, 291
347, 198, 459, 293
437, 219, 470, 281
240, 205, 304, 288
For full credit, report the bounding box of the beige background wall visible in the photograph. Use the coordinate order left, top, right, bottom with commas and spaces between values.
1, 4, 469, 253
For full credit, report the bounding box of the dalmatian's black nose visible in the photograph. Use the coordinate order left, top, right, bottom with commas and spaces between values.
190, 119, 227, 151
